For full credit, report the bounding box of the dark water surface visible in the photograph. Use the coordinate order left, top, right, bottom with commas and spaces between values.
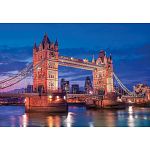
0, 105, 150, 127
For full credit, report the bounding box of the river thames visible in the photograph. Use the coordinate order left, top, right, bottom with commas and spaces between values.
0, 105, 150, 127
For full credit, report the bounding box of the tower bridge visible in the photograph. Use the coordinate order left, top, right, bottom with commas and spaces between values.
58, 56, 104, 70
32, 33, 113, 95
0, 33, 149, 111
0, 33, 135, 97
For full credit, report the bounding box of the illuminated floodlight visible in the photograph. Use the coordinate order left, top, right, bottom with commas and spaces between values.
64, 96, 66, 100
89, 91, 93, 94
49, 95, 52, 99
57, 96, 59, 99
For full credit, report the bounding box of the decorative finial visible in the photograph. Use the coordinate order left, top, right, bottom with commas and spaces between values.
42, 33, 50, 44
92, 54, 95, 63
33, 42, 37, 49
110, 53, 112, 60
55, 38, 58, 46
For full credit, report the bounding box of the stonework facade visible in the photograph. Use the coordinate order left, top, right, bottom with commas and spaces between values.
92, 50, 114, 94
33, 34, 114, 95
33, 34, 58, 93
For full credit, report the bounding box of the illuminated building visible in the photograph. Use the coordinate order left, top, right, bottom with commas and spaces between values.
84, 76, 93, 94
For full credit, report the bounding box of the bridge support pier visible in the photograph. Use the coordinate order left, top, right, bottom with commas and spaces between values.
25, 93, 68, 113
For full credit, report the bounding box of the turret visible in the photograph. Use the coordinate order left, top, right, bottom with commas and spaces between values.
107, 53, 112, 64
54, 39, 58, 51
92, 54, 95, 63
42, 33, 51, 44
98, 50, 107, 64
33, 42, 37, 52
110, 53, 112, 60
41, 33, 51, 49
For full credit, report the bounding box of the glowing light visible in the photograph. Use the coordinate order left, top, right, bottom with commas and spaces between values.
49, 95, 52, 99
144, 116, 148, 120
47, 116, 54, 127
89, 91, 93, 94
89, 122, 94, 127
128, 106, 135, 127
64, 112, 74, 127
128, 106, 133, 114
57, 96, 59, 99
128, 100, 133, 103
24, 98, 26, 102
22, 114, 28, 127
64, 96, 66, 100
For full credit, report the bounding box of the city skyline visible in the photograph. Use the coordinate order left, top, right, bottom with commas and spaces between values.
0, 23, 150, 91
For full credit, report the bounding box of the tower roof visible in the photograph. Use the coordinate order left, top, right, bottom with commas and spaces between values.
33, 42, 37, 49
54, 39, 58, 46
92, 54, 95, 63
42, 33, 50, 44
99, 50, 105, 62
110, 53, 112, 60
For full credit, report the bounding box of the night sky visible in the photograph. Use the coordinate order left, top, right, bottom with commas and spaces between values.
0, 23, 150, 91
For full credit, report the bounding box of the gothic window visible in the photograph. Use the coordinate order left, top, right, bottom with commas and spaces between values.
49, 74, 54, 78
99, 74, 102, 78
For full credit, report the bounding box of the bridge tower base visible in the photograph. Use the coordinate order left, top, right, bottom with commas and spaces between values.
25, 93, 68, 113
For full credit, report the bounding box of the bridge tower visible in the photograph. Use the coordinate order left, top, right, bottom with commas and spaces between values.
33, 34, 59, 93
92, 50, 114, 94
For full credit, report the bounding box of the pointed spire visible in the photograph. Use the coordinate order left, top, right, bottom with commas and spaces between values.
33, 42, 37, 49
110, 53, 112, 60
99, 50, 105, 62
92, 54, 95, 63
42, 33, 50, 44
54, 39, 58, 46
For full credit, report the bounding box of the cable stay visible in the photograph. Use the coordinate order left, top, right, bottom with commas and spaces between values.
113, 72, 134, 96
0, 58, 46, 89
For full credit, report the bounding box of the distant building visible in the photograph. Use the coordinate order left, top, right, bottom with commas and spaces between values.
72, 84, 79, 94
60, 78, 70, 94
133, 84, 148, 96
132, 84, 150, 100
84, 76, 93, 94
26, 85, 33, 93
114, 85, 126, 95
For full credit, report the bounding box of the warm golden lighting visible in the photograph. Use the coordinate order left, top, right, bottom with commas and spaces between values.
49, 95, 52, 99
22, 114, 28, 127
128, 106, 135, 127
128, 106, 133, 114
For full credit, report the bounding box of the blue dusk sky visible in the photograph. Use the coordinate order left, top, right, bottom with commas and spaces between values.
0, 23, 150, 90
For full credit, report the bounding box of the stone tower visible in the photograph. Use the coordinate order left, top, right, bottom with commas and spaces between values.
33, 34, 58, 93
92, 50, 114, 94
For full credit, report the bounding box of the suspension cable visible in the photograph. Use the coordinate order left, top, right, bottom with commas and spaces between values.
0, 58, 46, 89
113, 72, 133, 96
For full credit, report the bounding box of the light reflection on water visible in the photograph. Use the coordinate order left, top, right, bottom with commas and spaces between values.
1, 105, 150, 127
128, 106, 134, 127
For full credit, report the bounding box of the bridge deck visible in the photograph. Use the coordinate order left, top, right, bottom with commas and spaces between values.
59, 56, 104, 70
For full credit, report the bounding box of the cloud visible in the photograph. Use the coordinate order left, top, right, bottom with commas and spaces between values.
0, 45, 32, 75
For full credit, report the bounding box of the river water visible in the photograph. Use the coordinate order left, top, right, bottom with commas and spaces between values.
0, 105, 150, 127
